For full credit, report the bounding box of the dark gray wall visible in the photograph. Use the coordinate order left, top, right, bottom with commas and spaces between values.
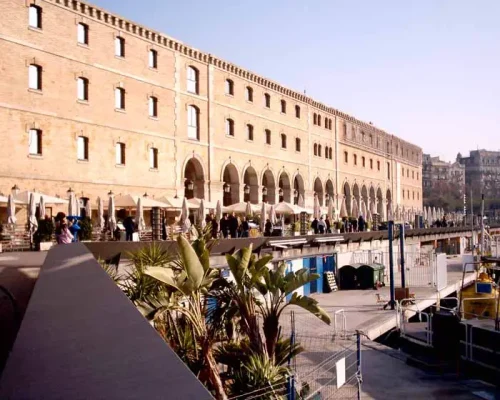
0, 243, 213, 400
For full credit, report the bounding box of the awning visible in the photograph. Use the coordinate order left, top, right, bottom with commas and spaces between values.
14, 191, 67, 205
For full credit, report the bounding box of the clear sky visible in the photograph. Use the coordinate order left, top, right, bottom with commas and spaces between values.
92, 0, 500, 162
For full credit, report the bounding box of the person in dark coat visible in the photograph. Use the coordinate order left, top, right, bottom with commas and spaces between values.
229, 212, 239, 238
311, 217, 319, 234
124, 216, 135, 241
241, 217, 250, 238
220, 214, 229, 238
210, 213, 219, 239
264, 219, 273, 236
325, 216, 331, 233
358, 216, 365, 232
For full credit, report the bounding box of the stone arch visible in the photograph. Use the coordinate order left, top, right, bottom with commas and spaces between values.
361, 184, 368, 210
183, 156, 205, 199
325, 179, 334, 205
369, 185, 376, 213
278, 171, 292, 203
262, 168, 276, 204
314, 177, 324, 206
293, 172, 305, 205
343, 181, 352, 216
377, 187, 384, 216
353, 183, 361, 209
222, 163, 240, 206
242, 165, 259, 204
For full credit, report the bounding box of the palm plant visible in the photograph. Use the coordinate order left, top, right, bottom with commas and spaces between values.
225, 248, 331, 358
144, 235, 228, 400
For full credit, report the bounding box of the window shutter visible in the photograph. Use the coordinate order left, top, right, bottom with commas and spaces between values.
29, 6, 39, 28
77, 24, 85, 43
77, 78, 84, 100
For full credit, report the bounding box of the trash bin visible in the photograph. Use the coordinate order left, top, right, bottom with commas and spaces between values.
356, 263, 385, 289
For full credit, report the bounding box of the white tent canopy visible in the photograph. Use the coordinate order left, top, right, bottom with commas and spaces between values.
274, 201, 309, 215
14, 191, 67, 205
114, 194, 168, 209
225, 202, 261, 214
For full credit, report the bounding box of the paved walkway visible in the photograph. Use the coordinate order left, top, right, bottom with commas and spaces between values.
361, 341, 497, 399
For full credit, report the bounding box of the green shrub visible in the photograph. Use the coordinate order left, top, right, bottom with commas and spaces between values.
79, 217, 93, 241
34, 218, 54, 243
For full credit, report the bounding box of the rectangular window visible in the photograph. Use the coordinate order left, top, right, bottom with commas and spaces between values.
115, 87, 125, 110
187, 105, 199, 140
29, 5, 41, 29
344, 151, 348, 163
77, 136, 89, 161
115, 142, 125, 165
412, 171, 414, 179
362, 157, 365, 167
187, 67, 198, 94
115, 36, 125, 57
295, 137, 301, 152
77, 23, 89, 45
265, 129, 271, 145
29, 129, 42, 155
370, 159, 373, 169
149, 147, 158, 169
402, 190, 405, 199
247, 124, 254, 141
149, 49, 158, 69
377, 160, 380, 171
77, 77, 88, 101
29, 64, 41, 90
387, 162, 390, 179
225, 119, 234, 136
149, 96, 158, 117
354, 154, 358, 166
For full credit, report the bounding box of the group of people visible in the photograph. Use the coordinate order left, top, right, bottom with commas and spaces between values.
310, 215, 367, 234
207, 213, 251, 239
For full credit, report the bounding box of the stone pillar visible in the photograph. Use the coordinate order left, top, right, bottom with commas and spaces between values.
210, 181, 225, 208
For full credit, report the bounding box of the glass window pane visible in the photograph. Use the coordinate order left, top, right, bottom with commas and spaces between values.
29, 130, 38, 154
77, 24, 86, 43
115, 37, 122, 56
29, 65, 38, 89
29, 6, 39, 28
77, 78, 84, 100
77, 137, 84, 159
115, 143, 121, 164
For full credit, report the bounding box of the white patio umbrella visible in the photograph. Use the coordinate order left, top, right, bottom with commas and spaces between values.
215, 200, 222, 223
85, 199, 92, 219
367, 209, 373, 223
28, 193, 38, 232
274, 202, 304, 215
97, 197, 104, 229
351, 198, 360, 219
260, 201, 266, 231
423, 207, 428, 221
361, 200, 367, 220
225, 202, 260, 214
313, 195, 321, 219
432, 207, 437, 222
327, 198, 335, 221
245, 201, 253, 217
108, 195, 116, 233
298, 194, 305, 208
14, 190, 67, 205
339, 196, 348, 219
198, 198, 207, 229
395, 204, 401, 221
179, 197, 191, 232
39, 196, 46, 219
7, 194, 16, 224
137, 197, 146, 232
269, 204, 277, 225
387, 200, 394, 221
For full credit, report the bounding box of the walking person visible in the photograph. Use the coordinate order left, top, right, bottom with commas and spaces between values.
358, 215, 366, 232
325, 216, 331, 233
229, 212, 239, 238
311, 217, 319, 234
318, 217, 326, 234
264, 218, 273, 237
124, 215, 135, 241
220, 214, 229, 238
210, 213, 219, 239
241, 216, 250, 238
58, 220, 74, 244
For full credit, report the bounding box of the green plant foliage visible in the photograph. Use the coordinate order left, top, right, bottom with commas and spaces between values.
79, 217, 93, 241
33, 218, 54, 243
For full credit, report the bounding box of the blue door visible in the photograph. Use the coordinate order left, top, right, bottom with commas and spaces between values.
315, 256, 324, 293
303, 258, 311, 296
324, 255, 335, 272
285, 261, 293, 302
310, 257, 318, 293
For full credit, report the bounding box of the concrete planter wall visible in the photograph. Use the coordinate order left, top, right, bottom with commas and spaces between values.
39, 242, 54, 252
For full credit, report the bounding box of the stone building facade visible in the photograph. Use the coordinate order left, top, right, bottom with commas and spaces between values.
458, 150, 500, 200
0, 0, 423, 217
422, 154, 465, 192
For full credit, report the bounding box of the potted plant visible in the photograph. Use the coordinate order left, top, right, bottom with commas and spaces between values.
79, 217, 93, 241
34, 217, 55, 251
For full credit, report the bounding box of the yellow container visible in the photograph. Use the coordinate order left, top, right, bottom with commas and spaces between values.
461, 273, 499, 319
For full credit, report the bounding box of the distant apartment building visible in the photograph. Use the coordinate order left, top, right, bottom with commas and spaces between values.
422, 154, 465, 192
457, 150, 500, 200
